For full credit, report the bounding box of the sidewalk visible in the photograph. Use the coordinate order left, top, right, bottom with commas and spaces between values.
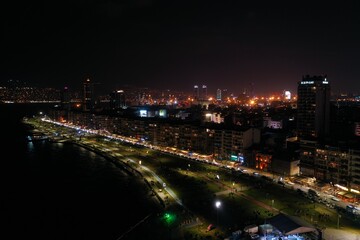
323, 228, 360, 240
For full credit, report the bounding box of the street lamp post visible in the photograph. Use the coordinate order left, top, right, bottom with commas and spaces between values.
337, 214, 341, 229
215, 200, 221, 226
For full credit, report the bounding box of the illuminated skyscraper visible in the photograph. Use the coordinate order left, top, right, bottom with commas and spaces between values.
297, 75, 330, 140
193, 85, 199, 100
83, 78, 93, 111
216, 89, 222, 101
193, 84, 208, 101
202, 85, 207, 100
110, 90, 126, 109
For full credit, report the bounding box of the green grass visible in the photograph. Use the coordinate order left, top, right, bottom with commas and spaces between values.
30, 119, 360, 238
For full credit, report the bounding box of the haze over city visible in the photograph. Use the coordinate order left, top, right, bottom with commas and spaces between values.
2, 1, 360, 95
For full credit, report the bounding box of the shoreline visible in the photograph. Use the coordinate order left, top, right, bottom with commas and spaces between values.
23, 116, 168, 210
58, 139, 167, 209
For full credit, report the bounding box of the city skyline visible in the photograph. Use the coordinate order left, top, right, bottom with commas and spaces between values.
2, 76, 360, 103
2, 1, 360, 95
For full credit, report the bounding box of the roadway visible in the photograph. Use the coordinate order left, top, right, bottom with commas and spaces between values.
36, 116, 357, 213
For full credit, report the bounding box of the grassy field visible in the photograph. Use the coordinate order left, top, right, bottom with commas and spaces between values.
26, 119, 360, 239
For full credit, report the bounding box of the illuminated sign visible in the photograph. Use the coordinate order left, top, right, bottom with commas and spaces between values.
300, 81, 314, 84
230, 154, 245, 162
159, 109, 167, 117
238, 153, 244, 163
140, 110, 147, 117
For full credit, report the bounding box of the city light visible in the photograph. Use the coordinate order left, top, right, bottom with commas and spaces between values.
162, 212, 176, 226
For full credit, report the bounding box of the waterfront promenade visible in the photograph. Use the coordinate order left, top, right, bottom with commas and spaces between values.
25, 117, 360, 239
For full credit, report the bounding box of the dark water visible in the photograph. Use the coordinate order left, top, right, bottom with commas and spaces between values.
1, 104, 162, 240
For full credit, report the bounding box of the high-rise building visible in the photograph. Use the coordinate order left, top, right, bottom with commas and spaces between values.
193, 85, 199, 100
216, 89, 222, 101
110, 90, 126, 110
202, 85, 207, 100
297, 75, 330, 140
83, 78, 93, 111
61, 86, 70, 111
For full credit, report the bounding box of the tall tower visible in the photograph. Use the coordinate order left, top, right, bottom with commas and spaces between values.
193, 85, 199, 100
202, 85, 207, 100
216, 89, 222, 101
61, 86, 70, 111
110, 90, 126, 110
297, 75, 330, 140
83, 78, 93, 111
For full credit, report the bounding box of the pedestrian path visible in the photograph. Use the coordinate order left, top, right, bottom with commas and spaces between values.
127, 158, 183, 206
323, 228, 360, 240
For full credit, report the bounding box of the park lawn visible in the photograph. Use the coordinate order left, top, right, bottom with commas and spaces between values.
184, 223, 225, 240
31, 120, 360, 236
103, 139, 360, 234
221, 193, 276, 227
243, 180, 360, 232
126, 154, 250, 234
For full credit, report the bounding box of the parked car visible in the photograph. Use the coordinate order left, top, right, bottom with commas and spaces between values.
331, 197, 340, 202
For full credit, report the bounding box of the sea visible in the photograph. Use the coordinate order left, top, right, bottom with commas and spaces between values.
1, 103, 164, 240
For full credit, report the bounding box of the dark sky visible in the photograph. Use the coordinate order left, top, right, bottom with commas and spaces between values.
2, 0, 360, 96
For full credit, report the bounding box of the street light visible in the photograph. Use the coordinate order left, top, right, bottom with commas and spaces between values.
337, 214, 341, 229
215, 200, 221, 225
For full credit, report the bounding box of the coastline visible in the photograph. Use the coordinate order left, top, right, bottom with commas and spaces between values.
55, 139, 167, 209
27, 119, 357, 240
23, 116, 167, 209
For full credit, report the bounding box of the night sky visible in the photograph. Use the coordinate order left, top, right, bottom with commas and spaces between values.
2, 0, 360, 96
